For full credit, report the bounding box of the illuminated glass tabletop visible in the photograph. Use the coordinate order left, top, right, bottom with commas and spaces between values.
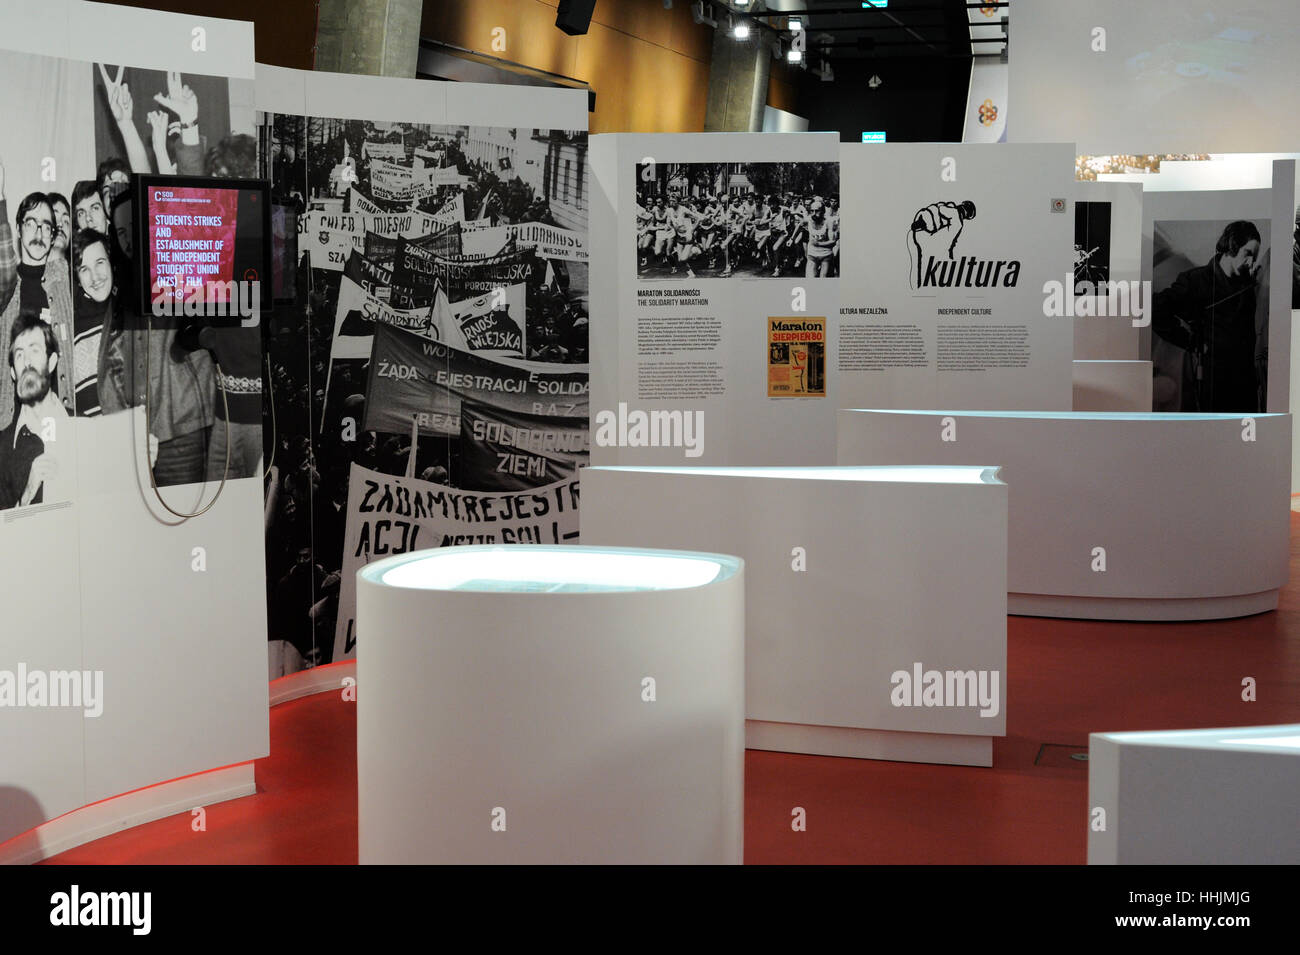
360, 544, 742, 594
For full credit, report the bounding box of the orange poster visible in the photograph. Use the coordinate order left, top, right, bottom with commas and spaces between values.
767, 316, 826, 397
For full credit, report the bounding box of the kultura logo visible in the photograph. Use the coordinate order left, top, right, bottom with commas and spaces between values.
908, 200, 1022, 290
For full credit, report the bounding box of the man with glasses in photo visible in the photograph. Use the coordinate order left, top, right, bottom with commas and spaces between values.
0, 185, 75, 427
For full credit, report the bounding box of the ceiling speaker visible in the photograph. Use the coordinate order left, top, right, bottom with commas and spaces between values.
556, 0, 597, 36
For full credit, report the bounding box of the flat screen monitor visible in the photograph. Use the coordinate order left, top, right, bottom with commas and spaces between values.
134, 174, 273, 320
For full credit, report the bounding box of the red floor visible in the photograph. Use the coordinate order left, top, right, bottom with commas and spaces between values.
44, 516, 1300, 865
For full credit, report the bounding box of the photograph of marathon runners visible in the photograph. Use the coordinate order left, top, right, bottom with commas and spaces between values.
634, 160, 839, 279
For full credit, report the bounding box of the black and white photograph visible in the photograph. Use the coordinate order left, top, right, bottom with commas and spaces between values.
1292, 200, 1299, 308
88, 63, 263, 489
634, 160, 839, 279
258, 112, 590, 673
1073, 199, 1112, 295
1151, 217, 1271, 412
0, 51, 263, 495
0, 51, 81, 511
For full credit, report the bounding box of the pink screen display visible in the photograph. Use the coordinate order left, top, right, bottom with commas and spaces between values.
147, 186, 240, 305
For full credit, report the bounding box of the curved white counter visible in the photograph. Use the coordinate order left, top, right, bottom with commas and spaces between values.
355, 544, 745, 864
837, 410, 1291, 620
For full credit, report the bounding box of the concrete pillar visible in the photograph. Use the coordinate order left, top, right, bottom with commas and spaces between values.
315, 0, 424, 77
704, 26, 771, 132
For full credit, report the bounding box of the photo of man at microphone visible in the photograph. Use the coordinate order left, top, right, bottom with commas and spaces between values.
1151, 218, 1269, 413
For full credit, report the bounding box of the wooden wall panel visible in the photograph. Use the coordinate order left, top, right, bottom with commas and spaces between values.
588, 0, 673, 49
429, 0, 579, 78
424, 0, 715, 133
99, 0, 718, 132
574, 19, 709, 132
767, 60, 803, 115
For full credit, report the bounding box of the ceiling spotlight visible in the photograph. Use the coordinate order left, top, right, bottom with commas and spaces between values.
732, 17, 750, 39
787, 47, 802, 63
789, 16, 802, 32
735, 0, 750, 6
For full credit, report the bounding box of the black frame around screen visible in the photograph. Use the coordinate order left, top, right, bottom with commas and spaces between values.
133, 173, 274, 317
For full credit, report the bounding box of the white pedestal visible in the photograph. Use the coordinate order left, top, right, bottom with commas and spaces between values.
582, 466, 1007, 766
838, 410, 1290, 621
356, 545, 745, 864
1089, 725, 1300, 864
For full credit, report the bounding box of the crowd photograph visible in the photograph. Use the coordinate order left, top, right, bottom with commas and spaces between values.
259, 112, 590, 671
634, 160, 839, 279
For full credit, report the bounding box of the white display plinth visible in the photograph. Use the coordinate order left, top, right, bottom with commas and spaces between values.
582, 466, 1007, 767
355, 545, 745, 864
1089, 724, 1300, 864
837, 410, 1291, 621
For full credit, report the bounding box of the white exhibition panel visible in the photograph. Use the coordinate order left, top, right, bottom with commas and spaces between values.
582, 466, 1007, 766
0, 764, 255, 866
1089, 724, 1300, 865
589, 132, 842, 467
356, 545, 745, 864
0, 1, 255, 73
1072, 361, 1152, 412
254, 62, 307, 116
0, 480, 86, 844
1140, 175, 1294, 416
1295, 315, 1300, 493
761, 106, 810, 133
962, 60, 1007, 145
0, 9, 269, 849
72, 1, 255, 78
302, 68, 448, 126
1010, 0, 1300, 155
837, 143, 1076, 412
1105, 156, 1300, 489
76, 413, 269, 804
297, 68, 586, 134
444, 78, 588, 132
1100, 154, 1300, 193
837, 410, 1290, 620
1138, 179, 1289, 418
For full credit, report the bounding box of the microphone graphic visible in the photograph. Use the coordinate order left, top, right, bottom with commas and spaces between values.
912, 200, 976, 232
